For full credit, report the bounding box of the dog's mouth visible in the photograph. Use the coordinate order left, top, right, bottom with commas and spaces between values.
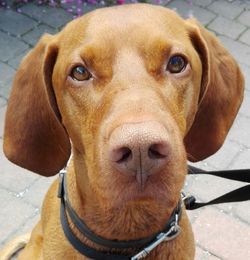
102, 167, 182, 209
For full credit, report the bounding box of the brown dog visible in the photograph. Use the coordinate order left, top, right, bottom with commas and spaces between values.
1, 3, 244, 260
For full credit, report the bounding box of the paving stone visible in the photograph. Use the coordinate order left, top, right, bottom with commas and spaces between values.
2, 212, 40, 248
21, 3, 73, 29
0, 62, 14, 99
229, 148, 250, 169
0, 80, 12, 99
0, 62, 15, 90
207, 0, 244, 19
18, 3, 48, 21
23, 176, 57, 208
0, 31, 28, 62
239, 63, 250, 92
192, 0, 213, 8
22, 24, 57, 46
185, 171, 244, 203
238, 89, 250, 116
195, 246, 222, 260
167, 0, 197, 18
0, 187, 37, 242
233, 0, 250, 11
81, 3, 99, 15
193, 207, 250, 259
61, 1, 98, 15
0, 97, 6, 108
188, 5, 216, 26
237, 10, 250, 27
208, 16, 246, 39
239, 28, 250, 45
198, 139, 242, 170
167, 0, 216, 25
0, 105, 6, 138
7, 50, 28, 70
186, 206, 202, 224
227, 115, 250, 148
0, 9, 37, 36
233, 201, 250, 225
218, 35, 250, 66
41, 8, 72, 29
214, 203, 237, 217
0, 139, 39, 192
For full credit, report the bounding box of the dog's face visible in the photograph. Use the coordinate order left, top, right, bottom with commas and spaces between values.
52, 6, 202, 208
4, 5, 244, 212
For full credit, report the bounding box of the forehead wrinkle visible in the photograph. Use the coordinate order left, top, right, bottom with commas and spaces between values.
80, 45, 103, 64
142, 41, 171, 75
141, 36, 171, 56
77, 44, 114, 79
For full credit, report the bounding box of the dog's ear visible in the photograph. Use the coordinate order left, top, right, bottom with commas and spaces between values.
184, 18, 244, 161
4, 34, 71, 176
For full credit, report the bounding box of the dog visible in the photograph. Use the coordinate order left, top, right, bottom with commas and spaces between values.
0, 3, 244, 259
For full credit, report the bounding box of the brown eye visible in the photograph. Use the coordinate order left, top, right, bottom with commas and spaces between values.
167, 55, 187, 73
71, 66, 92, 81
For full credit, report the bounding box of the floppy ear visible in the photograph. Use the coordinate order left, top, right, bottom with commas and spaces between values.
3, 34, 71, 176
184, 19, 244, 161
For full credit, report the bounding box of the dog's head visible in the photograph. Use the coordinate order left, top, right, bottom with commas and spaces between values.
4, 4, 244, 210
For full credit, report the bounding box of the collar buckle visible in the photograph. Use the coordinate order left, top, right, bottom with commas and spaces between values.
57, 170, 66, 198
131, 214, 181, 260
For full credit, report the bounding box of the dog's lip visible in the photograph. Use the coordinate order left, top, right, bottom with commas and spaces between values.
112, 187, 168, 208
116, 174, 169, 201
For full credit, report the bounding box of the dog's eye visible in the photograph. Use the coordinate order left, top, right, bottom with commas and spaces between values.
71, 66, 92, 81
167, 55, 187, 73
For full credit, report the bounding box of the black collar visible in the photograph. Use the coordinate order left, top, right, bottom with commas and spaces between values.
57, 164, 250, 259
58, 170, 182, 260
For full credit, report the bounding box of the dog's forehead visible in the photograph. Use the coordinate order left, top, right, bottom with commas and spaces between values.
86, 4, 183, 28
61, 4, 188, 48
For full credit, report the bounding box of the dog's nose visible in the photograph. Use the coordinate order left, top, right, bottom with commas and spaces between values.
109, 121, 169, 188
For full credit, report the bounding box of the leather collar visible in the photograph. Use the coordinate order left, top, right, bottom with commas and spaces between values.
58, 170, 182, 260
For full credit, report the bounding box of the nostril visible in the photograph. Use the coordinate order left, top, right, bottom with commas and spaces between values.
148, 143, 168, 159
114, 147, 132, 163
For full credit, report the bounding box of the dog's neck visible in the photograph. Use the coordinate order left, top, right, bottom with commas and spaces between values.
62, 161, 195, 259
66, 161, 179, 242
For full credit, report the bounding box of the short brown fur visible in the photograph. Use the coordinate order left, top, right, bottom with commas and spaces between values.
1, 4, 244, 260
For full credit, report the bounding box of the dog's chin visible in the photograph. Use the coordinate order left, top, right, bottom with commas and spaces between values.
104, 173, 181, 210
